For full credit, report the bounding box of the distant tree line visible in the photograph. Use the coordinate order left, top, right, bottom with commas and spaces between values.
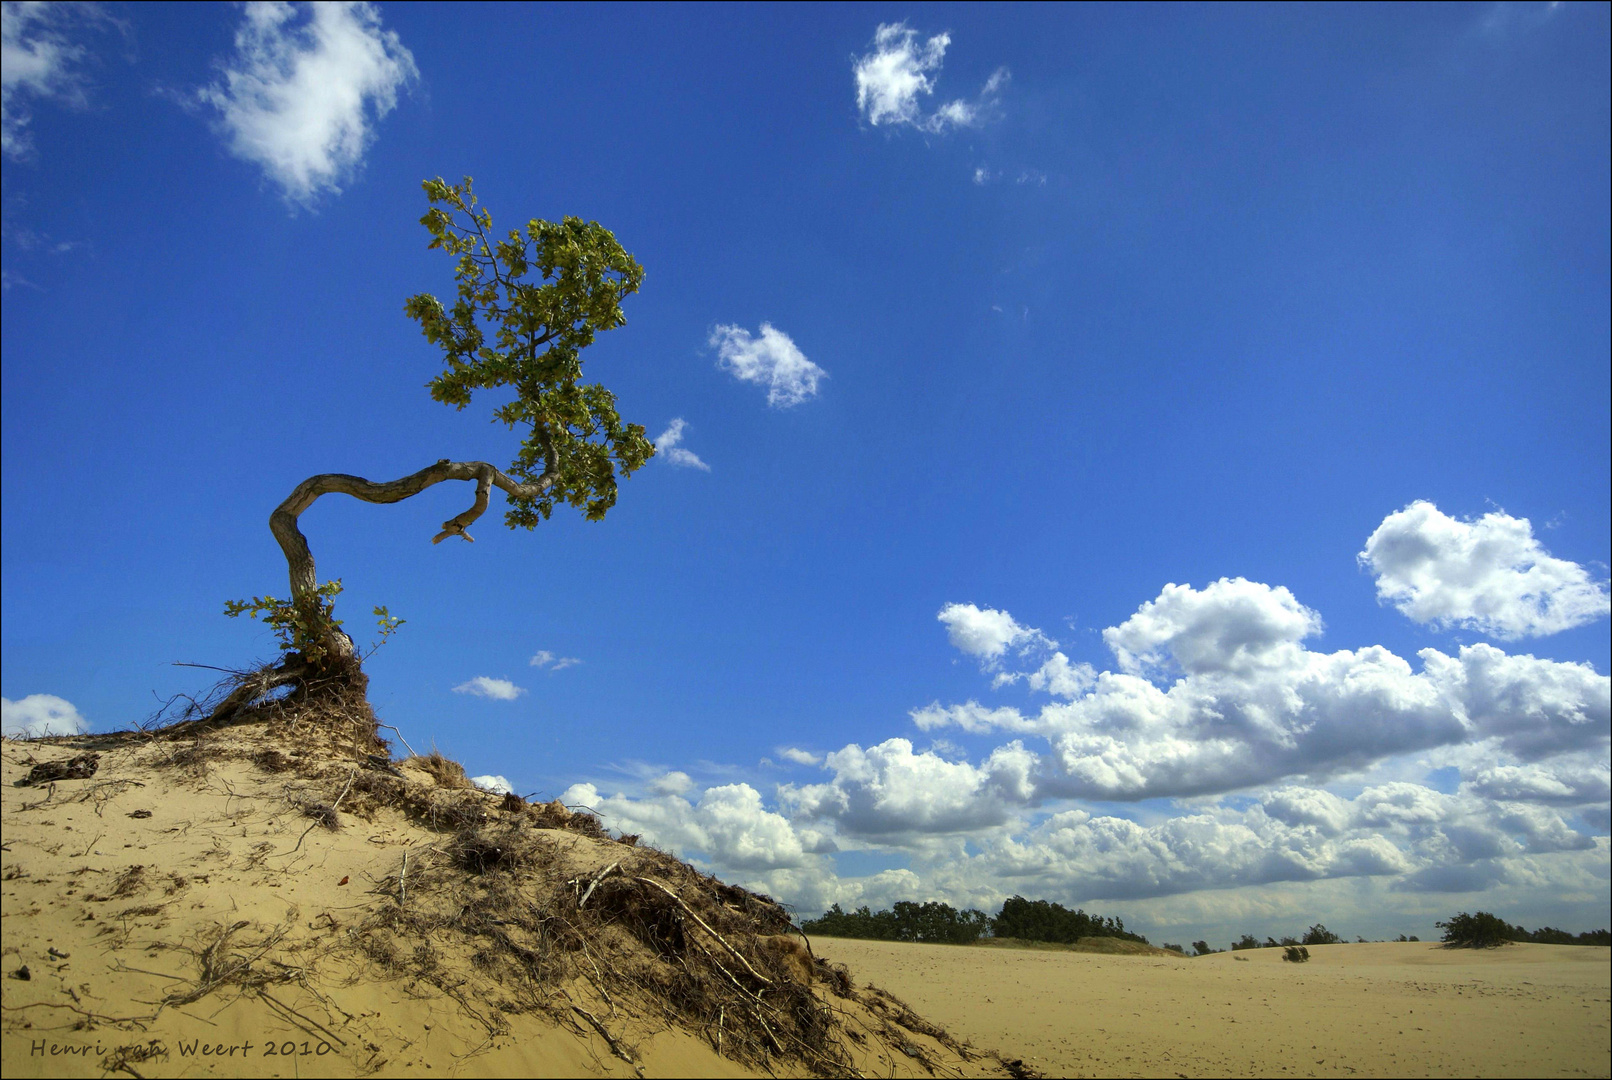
1437, 911, 1611, 949
800, 896, 1148, 946
802, 903, 1611, 952
1228, 924, 1351, 950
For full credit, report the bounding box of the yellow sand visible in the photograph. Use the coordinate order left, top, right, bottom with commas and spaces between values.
1, 736, 1005, 1079
814, 936, 1612, 1077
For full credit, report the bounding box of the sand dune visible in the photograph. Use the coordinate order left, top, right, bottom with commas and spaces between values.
814, 936, 1611, 1078
6, 721, 1606, 1079
1, 730, 1015, 1079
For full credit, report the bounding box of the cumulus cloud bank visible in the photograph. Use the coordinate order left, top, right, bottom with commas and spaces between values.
915, 581, 1607, 803
653, 418, 710, 471
2, 693, 89, 738
853, 22, 1007, 133
1360, 501, 1610, 639
198, 1, 416, 205
569, 559, 1607, 933
452, 676, 524, 701
709, 323, 825, 407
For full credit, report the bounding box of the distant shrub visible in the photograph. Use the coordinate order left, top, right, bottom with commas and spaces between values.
1282, 945, 1310, 963
1394, 934, 1421, 942
1163, 943, 1186, 954
1192, 940, 1214, 956
1302, 923, 1342, 946
1231, 934, 1261, 951
1278, 936, 1300, 947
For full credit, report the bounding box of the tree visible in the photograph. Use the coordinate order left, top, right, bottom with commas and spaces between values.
231, 177, 652, 685
1436, 911, 1520, 949
1192, 940, 1214, 956
1301, 923, 1342, 946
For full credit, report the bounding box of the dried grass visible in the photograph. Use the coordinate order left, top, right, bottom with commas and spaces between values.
406, 751, 472, 790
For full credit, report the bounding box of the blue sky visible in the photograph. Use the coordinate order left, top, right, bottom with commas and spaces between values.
3, 1, 1608, 945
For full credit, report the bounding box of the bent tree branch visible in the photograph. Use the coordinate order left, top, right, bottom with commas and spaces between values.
269, 458, 558, 605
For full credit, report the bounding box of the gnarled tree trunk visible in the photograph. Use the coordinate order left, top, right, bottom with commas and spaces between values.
267, 457, 557, 669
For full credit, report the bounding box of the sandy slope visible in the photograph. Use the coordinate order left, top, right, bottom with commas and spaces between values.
814, 936, 1611, 1078
1, 733, 1015, 1079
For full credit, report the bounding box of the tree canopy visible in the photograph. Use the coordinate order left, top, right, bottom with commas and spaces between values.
405, 176, 654, 531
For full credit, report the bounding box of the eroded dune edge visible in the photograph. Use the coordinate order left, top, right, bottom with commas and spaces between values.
0, 718, 1028, 1079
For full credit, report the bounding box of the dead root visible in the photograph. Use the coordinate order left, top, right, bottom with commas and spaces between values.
346, 819, 868, 1075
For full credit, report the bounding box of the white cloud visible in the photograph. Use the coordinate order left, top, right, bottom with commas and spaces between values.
452, 676, 524, 701
1024, 652, 1096, 698
197, 1, 416, 206
1103, 577, 1323, 678
1422, 643, 1610, 759
1, 1, 102, 159
2, 693, 89, 738
652, 418, 710, 471
781, 738, 1037, 841
563, 780, 817, 871
1463, 759, 1610, 806
779, 747, 821, 767
937, 602, 1054, 668
914, 583, 1608, 803
709, 322, 826, 407
852, 22, 1006, 134
910, 700, 1039, 735
650, 770, 693, 796
470, 774, 513, 795
1360, 501, 1610, 639
972, 165, 1048, 187
530, 649, 580, 671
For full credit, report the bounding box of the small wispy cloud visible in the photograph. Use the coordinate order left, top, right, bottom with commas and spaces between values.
5, 225, 83, 253
779, 747, 822, 767
197, 1, 417, 206
710, 322, 826, 408
973, 165, 1046, 187
1, 1, 108, 160
653, 418, 710, 471
452, 676, 525, 701
853, 22, 1007, 134
530, 650, 581, 672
